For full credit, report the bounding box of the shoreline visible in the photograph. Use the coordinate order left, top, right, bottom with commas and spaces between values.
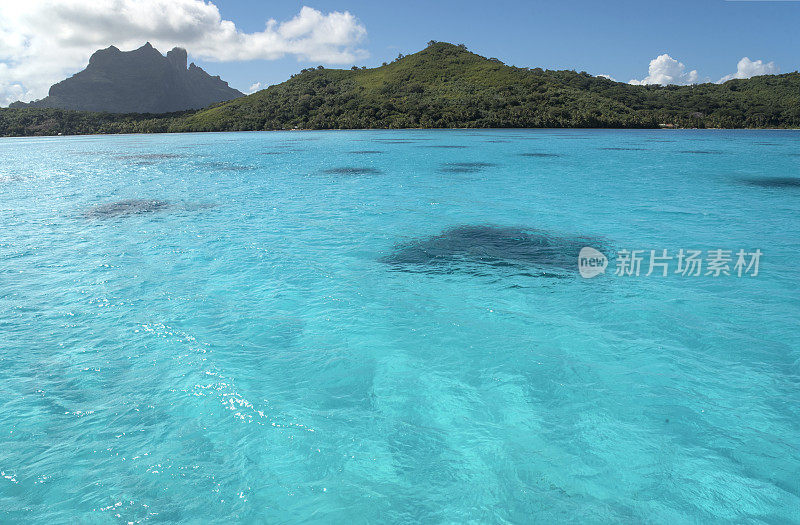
2, 126, 800, 139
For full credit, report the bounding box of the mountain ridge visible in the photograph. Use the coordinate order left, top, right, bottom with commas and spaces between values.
11, 43, 243, 114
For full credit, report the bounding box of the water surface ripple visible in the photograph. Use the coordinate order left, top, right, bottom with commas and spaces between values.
1, 129, 798, 523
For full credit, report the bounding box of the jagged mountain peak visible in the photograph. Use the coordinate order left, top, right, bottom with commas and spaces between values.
21, 43, 242, 114
166, 47, 188, 71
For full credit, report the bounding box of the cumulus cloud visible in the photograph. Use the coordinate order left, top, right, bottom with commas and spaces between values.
597, 74, 617, 81
629, 54, 699, 86
0, 64, 34, 105
718, 57, 779, 83
0, 1, 367, 105
629, 54, 780, 88
247, 82, 263, 94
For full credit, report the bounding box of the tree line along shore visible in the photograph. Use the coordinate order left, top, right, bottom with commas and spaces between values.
2, 42, 799, 137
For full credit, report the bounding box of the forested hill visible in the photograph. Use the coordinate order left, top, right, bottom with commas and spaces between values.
2, 42, 800, 136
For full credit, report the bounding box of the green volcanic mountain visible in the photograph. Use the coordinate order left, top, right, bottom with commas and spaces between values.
11, 43, 243, 114
2, 42, 799, 135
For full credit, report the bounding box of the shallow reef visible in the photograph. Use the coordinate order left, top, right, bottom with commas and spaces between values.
86, 199, 171, 218
741, 177, 800, 188
379, 224, 604, 277
518, 153, 563, 158
322, 167, 383, 175
438, 162, 497, 173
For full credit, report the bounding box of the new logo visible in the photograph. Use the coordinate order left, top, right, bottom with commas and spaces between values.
578, 247, 608, 278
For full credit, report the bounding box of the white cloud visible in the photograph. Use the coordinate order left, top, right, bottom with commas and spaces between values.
0, 1, 367, 105
718, 57, 779, 83
628, 54, 780, 88
0, 64, 35, 105
597, 74, 617, 81
247, 82, 263, 94
629, 54, 699, 86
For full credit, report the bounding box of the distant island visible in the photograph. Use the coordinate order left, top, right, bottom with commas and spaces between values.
2, 41, 799, 136
9, 43, 242, 114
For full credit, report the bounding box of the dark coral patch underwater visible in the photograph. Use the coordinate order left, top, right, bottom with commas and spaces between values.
86, 199, 171, 219
380, 225, 606, 277
438, 162, 498, 173
741, 177, 800, 188
518, 153, 563, 158
85, 200, 218, 219
322, 167, 383, 175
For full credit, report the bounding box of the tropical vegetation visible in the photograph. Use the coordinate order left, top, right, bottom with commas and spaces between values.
2, 42, 799, 136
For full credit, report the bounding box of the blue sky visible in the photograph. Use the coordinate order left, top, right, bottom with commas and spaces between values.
0, 0, 798, 104
206, 0, 800, 92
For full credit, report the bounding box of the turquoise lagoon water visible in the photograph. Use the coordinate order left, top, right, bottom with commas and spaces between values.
0, 130, 798, 523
